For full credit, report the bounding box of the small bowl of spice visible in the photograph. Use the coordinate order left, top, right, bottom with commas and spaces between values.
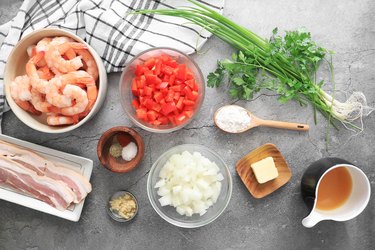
108, 191, 138, 222
97, 126, 145, 173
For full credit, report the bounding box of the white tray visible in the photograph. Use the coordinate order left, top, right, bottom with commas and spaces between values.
0, 134, 93, 222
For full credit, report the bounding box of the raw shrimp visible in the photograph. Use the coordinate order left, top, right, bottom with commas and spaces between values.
46, 71, 93, 108
60, 85, 89, 116
74, 49, 98, 81
26, 52, 49, 94
45, 42, 86, 74
47, 115, 75, 126
10, 75, 40, 115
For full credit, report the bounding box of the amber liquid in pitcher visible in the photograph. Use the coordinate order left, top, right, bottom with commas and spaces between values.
315, 167, 352, 210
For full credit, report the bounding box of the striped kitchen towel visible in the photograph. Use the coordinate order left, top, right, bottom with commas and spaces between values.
0, 0, 224, 131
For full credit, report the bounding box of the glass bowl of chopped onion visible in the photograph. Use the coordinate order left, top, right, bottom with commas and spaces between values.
147, 144, 232, 228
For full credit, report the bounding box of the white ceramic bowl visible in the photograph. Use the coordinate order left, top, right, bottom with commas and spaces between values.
4, 28, 107, 133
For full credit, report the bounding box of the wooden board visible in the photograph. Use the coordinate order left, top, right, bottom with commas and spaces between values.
236, 143, 292, 198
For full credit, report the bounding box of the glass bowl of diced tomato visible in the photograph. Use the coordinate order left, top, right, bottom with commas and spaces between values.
119, 48, 205, 133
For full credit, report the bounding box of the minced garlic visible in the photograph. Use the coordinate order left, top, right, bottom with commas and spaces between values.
110, 193, 137, 220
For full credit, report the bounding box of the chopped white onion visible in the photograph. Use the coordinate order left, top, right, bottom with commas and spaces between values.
155, 151, 223, 216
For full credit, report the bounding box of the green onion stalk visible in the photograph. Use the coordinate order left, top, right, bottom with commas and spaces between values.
134, 0, 374, 130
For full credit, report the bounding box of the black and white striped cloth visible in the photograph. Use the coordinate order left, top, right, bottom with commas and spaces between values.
0, 0, 224, 130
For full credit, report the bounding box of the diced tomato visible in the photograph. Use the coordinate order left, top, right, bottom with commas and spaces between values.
131, 79, 138, 96
186, 69, 194, 80
143, 69, 154, 75
162, 74, 170, 82
176, 97, 184, 111
173, 92, 180, 100
144, 99, 155, 110
183, 86, 193, 98
137, 75, 146, 88
131, 54, 198, 126
175, 113, 187, 125
175, 64, 186, 80
165, 90, 175, 103
158, 116, 169, 125
152, 103, 162, 112
144, 86, 153, 96
185, 79, 196, 90
154, 59, 162, 76
145, 74, 162, 85
189, 91, 198, 101
136, 108, 148, 121
147, 110, 158, 121
153, 91, 164, 103
157, 82, 168, 89
165, 59, 178, 68
170, 85, 182, 92
184, 110, 194, 118
135, 65, 148, 76
160, 54, 172, 63
132, 99, 140, 109
161, 102, 176, 116
152, 120, 162, 126
167, 115, 176, 125
184, 105, 194, 111
144, 57, 156, 69
168, 74, 175, 85
160, 98, 166, 106
162, 65, 174, 75
183, 99, 195, 106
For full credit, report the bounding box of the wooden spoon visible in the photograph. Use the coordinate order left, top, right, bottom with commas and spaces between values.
214, 105, 309, 133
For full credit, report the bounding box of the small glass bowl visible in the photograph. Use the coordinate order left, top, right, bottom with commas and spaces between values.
147, 144, 232, 228
119, 47, 205, 133
107, 191, 138, 222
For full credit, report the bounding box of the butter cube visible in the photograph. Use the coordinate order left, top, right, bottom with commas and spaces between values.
251, 157, 278, 184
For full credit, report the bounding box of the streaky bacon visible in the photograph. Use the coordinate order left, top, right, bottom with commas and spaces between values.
0, 155, 75, 210
0, 140, 91, 203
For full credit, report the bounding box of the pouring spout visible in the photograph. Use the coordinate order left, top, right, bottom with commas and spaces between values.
302, 211, 324, 228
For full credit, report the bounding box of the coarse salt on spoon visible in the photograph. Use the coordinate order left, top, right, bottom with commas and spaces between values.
214, 105, 309, 133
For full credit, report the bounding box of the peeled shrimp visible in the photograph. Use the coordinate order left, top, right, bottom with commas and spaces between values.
45, 42, 85, 74
74, 49, 98, 81
10, 75, 32, 101
10, 75, 40, 115
60, 85, 89, 116
26, 52, 50, 94
46, 71, 93, 108
69, 70, 98, 117
30, 88, 58, 113
47, 115, 75, 126
35, 37, 52, 67
37, 66, 54, 80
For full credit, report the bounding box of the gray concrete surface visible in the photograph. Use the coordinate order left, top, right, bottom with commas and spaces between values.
0, 0, 374, 249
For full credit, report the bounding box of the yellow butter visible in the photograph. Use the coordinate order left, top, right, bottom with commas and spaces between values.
251, 157, 278, 184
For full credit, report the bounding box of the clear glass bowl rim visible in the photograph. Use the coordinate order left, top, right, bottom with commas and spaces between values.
147, 144, 233, 228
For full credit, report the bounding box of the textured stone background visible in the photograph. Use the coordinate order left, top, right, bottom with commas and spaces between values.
0, 0, 374, 249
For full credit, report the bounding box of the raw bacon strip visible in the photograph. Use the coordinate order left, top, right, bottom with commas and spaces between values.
0, 169, 56, 208
0, 140, 91, 203
0, 155, 75, 210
